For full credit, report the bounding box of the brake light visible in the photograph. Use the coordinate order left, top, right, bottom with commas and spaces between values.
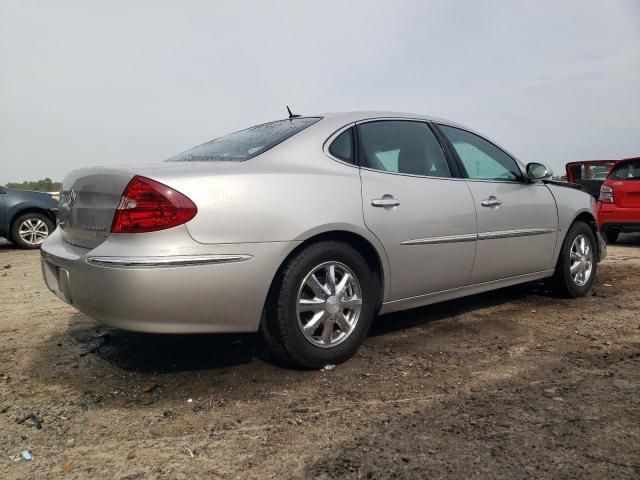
599, 184, 614, 204
111, 176, 197, 233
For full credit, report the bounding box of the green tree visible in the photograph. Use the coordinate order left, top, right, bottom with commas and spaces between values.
5, 178, 62, 192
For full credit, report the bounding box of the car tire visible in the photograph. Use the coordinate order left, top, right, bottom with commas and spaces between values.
549, 221, 598, 298
10, 213, 54, 249
260, 241, 378, 369
604, 230, 619, 244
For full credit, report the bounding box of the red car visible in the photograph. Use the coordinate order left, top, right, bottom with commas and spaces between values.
596, 157, 640, 243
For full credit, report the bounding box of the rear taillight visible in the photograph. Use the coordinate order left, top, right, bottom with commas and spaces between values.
599, 184, 614, 204
111, 176, 197, 233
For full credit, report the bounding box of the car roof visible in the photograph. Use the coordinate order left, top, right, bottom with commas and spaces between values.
272, 111, 525, 169
310, 110, 466, 127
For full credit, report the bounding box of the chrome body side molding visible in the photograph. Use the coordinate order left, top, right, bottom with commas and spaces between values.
401, 233, 477, 245
477, 228, 555, 240
402, 228, 555, 246
87, 254, 253, 268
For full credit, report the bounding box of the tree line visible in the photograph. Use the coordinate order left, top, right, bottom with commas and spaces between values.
4, 178, 62, 192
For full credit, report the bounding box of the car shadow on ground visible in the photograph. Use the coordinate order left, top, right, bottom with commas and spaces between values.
0, 239, 19, 251
36, 232, 640, 377
66, 280, 549, 375
613, 232, 640, 247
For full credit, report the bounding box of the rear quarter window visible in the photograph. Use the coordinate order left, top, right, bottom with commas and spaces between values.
327, 127, 355, 164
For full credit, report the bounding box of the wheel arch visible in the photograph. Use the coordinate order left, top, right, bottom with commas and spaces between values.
9, 207, 56, 244
9, 206, 56, 232
266, 227, 390, 315
561, 209, 601, 261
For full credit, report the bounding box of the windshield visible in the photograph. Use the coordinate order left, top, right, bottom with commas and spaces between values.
167, 117, 321, 162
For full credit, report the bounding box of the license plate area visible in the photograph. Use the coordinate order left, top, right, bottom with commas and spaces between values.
41, 259, 72, 304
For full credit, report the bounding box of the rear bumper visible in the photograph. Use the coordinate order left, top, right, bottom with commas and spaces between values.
599, 222, 640, 234
40, 229, 298, 333
596, 202, 640, 229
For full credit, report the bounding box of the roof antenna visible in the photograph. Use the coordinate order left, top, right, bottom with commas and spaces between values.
286, 105, 301, 119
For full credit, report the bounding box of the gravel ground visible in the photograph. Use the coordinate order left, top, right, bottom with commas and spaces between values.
1, 235, 639, 479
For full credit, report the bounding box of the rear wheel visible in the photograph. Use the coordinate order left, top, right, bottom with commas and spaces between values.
260, 241, 378, 369
604, 229, 619, 244
10, 213, 54, 249
549, 221, 597, 298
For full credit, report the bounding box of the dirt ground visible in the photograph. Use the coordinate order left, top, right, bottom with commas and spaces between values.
0, 236, 639, 480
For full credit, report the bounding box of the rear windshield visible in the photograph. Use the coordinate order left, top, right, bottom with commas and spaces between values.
167, 117, 321, 162
609, 160, 640, 180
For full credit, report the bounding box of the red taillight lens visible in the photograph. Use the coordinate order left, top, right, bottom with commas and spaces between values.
111, 176, 197, 233
599, 184, 614, 204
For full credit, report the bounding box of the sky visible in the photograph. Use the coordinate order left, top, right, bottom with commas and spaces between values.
1, 0, 639, 184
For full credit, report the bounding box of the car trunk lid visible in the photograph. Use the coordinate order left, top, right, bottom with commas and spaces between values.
58, 167, 137, 249
611, 180, 640, 208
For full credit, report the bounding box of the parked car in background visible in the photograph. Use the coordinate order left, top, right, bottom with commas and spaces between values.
0, 187, 58, 248
597, 157, 640, 243
566, 160, 616, 199
41, 112, 605, 368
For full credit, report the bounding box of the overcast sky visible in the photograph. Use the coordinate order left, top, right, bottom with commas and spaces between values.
1, 0, 639, 184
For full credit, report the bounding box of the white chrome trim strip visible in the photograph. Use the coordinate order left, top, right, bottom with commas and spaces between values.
87, 254, 253, 268
402, 228, 555, 245
401, 233, 477, 245
477, 228, 555, 240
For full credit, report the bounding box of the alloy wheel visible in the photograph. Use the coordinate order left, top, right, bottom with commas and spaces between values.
18, 218, 50, 246
569, 234, 593, 287
296, 261, 363, 348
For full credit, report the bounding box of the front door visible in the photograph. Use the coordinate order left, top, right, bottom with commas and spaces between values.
357, 120, 477, 301
437, 124, 558, 284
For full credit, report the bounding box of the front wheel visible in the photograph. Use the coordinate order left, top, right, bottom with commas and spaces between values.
260, 241, 378, 369
10, 213, 54, 249
549, 221, 597, 298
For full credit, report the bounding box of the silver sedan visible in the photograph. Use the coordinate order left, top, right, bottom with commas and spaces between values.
41, 112, 605, 368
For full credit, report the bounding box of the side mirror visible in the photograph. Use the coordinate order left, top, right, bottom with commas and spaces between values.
526, 162, 553, 180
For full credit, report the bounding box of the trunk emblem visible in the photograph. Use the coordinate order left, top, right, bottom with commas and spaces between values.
61, 188, 77, 208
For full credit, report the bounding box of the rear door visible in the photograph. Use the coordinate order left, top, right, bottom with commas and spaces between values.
354, 119, 477, 301
437, 124, 558, 284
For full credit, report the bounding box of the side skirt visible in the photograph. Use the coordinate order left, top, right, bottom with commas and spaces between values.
379, 270, 555, 315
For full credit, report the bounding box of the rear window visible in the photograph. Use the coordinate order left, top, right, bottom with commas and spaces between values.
609, 160, 640, 180
167, 117, 321, 162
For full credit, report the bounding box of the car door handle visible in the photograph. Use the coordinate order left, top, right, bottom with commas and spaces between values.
481, 196, 502, 207
371, 195, 400, 208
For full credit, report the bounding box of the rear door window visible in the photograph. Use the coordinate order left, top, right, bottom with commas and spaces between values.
357, 121, 452, 178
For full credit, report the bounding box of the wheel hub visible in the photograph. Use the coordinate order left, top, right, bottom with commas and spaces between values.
325, 296, 340, 315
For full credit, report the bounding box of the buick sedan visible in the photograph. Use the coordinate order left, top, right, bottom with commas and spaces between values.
41, 112, 605, 367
